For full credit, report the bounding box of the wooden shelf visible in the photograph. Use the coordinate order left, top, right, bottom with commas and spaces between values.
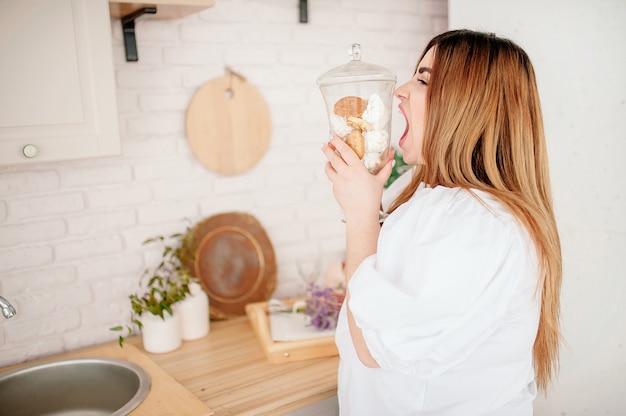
109, 0, 215, 20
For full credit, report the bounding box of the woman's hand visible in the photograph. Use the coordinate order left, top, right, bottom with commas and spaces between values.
321, 136, 394, 224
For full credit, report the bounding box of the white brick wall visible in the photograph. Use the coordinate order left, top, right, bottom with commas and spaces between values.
0, 0, 447, 366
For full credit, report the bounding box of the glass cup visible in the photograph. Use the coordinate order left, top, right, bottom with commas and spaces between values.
317, 44, 397, 174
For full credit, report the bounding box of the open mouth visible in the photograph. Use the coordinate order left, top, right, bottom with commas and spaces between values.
398, 106, 409, 146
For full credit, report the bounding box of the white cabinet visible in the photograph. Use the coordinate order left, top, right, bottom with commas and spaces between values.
0, 0, 120, 166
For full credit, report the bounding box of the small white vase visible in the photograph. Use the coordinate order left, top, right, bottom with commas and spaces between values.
177, 282, 210, 341
141, 311, 182, 354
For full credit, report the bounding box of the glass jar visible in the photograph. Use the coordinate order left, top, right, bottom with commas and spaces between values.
317, 44, 397, 174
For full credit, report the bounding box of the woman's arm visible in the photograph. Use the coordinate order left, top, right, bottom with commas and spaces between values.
345, 218, 381, 367
321, 136, 393, 367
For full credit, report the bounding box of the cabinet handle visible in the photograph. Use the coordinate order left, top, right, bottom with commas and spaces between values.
23, 144, 38, 158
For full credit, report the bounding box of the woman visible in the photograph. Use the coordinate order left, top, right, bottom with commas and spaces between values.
321, 29, 562, 415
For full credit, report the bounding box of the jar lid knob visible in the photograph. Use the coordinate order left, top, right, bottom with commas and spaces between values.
349, 43, 362, 61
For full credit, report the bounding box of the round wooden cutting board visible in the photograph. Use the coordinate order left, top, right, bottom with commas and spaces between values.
186, 74, 272, 175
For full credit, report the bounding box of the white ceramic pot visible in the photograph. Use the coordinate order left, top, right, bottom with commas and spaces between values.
141, 311, 182, 354
177, 282, 210, 341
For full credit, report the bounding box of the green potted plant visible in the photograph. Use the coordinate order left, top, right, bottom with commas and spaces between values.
111, 227, 198, 353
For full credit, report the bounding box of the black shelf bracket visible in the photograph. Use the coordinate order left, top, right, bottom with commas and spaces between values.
121, 7, 157, 62
299, 0, 308, 23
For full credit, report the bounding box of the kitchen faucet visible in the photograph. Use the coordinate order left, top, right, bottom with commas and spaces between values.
0, 296, 16, 318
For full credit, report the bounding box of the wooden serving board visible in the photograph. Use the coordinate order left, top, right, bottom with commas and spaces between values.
245, 300, 338, 364
186, 73, 272, 175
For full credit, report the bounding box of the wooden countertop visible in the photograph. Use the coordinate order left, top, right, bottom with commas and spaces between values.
128, 316, 340, 415
1, 316, 338, 416
0, 342, 212, 416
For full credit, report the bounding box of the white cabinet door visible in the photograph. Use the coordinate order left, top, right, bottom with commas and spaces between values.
0, 0, 120, 165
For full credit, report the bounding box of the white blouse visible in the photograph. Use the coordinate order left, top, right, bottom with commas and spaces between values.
335, 184, 541, 415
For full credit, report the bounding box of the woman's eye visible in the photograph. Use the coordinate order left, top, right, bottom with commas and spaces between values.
417, 78, 428, 86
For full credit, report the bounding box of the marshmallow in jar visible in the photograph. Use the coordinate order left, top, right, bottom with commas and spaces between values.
317, 44, 397, 174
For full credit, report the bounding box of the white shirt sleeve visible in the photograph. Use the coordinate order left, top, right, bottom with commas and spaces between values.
348, 186, 537, 377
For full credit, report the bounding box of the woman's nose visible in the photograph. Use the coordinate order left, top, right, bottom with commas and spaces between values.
394, 82, 408, 99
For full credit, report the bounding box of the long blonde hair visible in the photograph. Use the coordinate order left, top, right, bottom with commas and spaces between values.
390, 30, 562, 392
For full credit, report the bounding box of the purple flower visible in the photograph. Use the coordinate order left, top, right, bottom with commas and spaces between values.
304, 283, 343, 330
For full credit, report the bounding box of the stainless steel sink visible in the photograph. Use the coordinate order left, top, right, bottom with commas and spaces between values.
0, 357, 151, 416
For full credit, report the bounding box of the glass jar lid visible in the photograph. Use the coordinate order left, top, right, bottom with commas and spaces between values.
316, 44, 397, 87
